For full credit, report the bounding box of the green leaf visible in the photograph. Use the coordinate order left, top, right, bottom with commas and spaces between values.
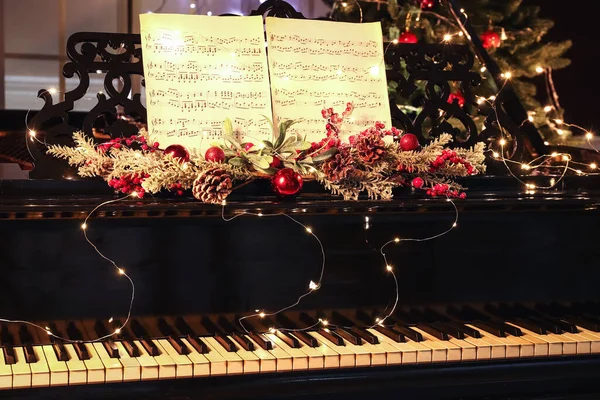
228, 157, 246, 166
261, 140, 274, 149
312, 147, 338, 162
293, 141, 312, 151
260, 114, 275, 135
253, 167, 278, 176
223, 134, 242, 150
223, 118, 233, 136
298, 157, 313, 164
276, 119, 303, 148
247, 154, 272, 169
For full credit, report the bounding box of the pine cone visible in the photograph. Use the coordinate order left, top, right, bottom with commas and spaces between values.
355, 133, 386, 164
322, 149, 354, 182
192, 167, 232, 204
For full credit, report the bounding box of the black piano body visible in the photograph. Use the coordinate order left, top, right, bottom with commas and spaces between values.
2, 0, 600, 398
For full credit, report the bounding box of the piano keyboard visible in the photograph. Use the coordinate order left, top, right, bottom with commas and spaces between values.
1, 302, 600, 389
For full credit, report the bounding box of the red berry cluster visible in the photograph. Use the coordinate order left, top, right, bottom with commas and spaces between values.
312, 103, 355, 153
430, 149, 474, 175
169, 182, 185, 196
348, 123, 401, 146
108, 172, 149, 197
98, 135, 160, 152
426, 183, 466, 199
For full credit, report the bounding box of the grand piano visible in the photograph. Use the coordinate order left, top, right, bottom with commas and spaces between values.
1, 1, 600, 399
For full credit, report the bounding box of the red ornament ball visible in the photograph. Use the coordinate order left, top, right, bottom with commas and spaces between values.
399, 133, 420, 151
164, 144, 190, 163
447, 92, 465, 107
271, 168, 303, 197
411, 177, 424, 189
204, 146, 225, 163
481, 30, 500, 50
420, 0, 435, 9
244, 143, 254, 152
398, 31, 418, 44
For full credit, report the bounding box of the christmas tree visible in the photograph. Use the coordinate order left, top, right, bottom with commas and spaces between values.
322, 0, 572, 139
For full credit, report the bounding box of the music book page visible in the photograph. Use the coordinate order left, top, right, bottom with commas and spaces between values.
265, 17, 392, 143
140, 14, 273, 152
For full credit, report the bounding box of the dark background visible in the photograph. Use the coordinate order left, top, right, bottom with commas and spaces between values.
526, 0, 598, 132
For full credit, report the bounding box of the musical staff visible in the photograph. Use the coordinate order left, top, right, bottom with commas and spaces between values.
266, 17, 392, 142
140, 14, 273, 151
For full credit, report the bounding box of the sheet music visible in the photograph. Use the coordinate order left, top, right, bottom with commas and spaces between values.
265, 18, 392, 142
140, 14, 273, 151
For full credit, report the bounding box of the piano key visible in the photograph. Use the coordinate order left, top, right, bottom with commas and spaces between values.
392, 323, 424, 342
78, 320, 123, 383
232, 316, 273, 351
216, 316, 255, 351
560, 331, 591, 354
92, 320, 120, 358
266, 333, 308, 371
178, 338, 211, 377
11, 347, 32, 389
55, 321, 104, 382
175, 320, 226, 376
350, 327, 379, 345
10, 325, 48, 387
444, 321, 482, 338
470, 320, 506, 337
575, 326, 600, 353
137, 318, 181, 379
155, 339, 193, 378
432, 322, 466, 340
318, 328, 345, 346
225, 335, 260, 374
0, 348, 12, 389
130, 339, 160, 380
371, 325, 406, 343
503, 322, 551, 356
366, 329, 417, 364
107, 341, 140, 382
307, 331, 354, 367
156, 318, 191, 355
359, 329, 402, 365
167, 316, 209, 354
320, 329, 373, 366
2, 347, 15, 365
396, 338, 432, 363
411, 327, 457, 362
463, 324, 506, 358
202, 336, 244, 375
260, 336, 293, 372
285, 335, 325, 370
244, 336, 276, 373
60, 344, 88, 385
275, 331, 301, 349
130, 320, 161, 357
334, 327, 362, 345
30, 327, 68, 387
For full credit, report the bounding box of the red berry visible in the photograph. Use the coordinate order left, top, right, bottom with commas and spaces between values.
270, 157, 282, 168
205, 146, 226, 163
177, 190, 183, 196
411, 177, 424, 189
244, 143, 254, 152
141, 144, 149, 150
399, 134, 420, 151
459, 193, 466, 199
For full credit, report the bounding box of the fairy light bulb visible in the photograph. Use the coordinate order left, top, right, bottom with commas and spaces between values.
591, 163, 597, 170
386, 265, 393, 272
118, 268, 125, 275
81, 223, 87, 230
535, 66, 544, 74
499, 139, 507, 146
259, 312, 265, 318
369, 65, 380, 76
443, 33, 452, 42
392, 39, 399, 44
544, 105, 553, 113
309, 280, 318, 290
207, 11, 212, 16
551, 152, 558, 157
29, 129, 36, 137
528, 115, 534, 122
554, 119, 563, 125
394, 238, 400, 243
114, 328, 121, 334
480, 66, 486, 73
341, 1, 348, 6
556, 129, 564, 135
48, 87, 57, 94
306, 227, 312, 234
586, 132, 594, 140
493, 151, 500, 158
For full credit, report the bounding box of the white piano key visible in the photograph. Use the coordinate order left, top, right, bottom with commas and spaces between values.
458, 333, 491, 360
289, 336, 325, 370
225, 336, 260, 374
505, 323, 555, 356
150, 339, 177, 380
365, 329, 405, 365
266, 334, 308, 371
203, 336, 244, 375
262, 337, 293, 372
195, 337, 227, 376
574, 326, 600, 353
0, 350, 12, 389
410, 328, 448, 362
447, 338, 477, 361
91, 342, 123, 383
561, 331, 591, 354
503, 335, 534, 357
11, 347, 31, 389
61, 344, 88, 385
310, 331, 356, 368
39, 345, 69, 386
180, 338, 211, 377
244, 336, 277, 373
131, 340, 159, 381
464, 324, 507, 358
114, 342, 141, 382
29, 346, 50, 388
155, 339, 193, 379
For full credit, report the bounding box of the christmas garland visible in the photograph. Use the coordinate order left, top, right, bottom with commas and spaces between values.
47, 103, 486, 203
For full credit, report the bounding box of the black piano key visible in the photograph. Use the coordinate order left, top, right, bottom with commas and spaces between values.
291, 331, 319, 348
334, 327, 362, 345
174, 317, 195, 336
275, 331, 301, 348
130, 320, 161, 356
18, 325, 34, 344
355, 309, 376, 326
201, 317, 225, 335
51, 343, 69, 362
373, 325, 405, 343
235, 317, 273, 350
156, 318, 190, 355
103, 340, 120, 358
390, 321, 423, 342
318, 329, 345, 346
215, 334, 238, 352
528, 315, 562, 334
351, 327, 379, 344
185, 334, 208, 354
432, 322, 465, 339
121, 339, 140, 357
216, 316, 255, 351
416, 323, 449, 341
23, 343, 37, 363
513, 318, 547, 335
470, 320, 506, 337
2, 346, 15, 365
444, 321, 481, 339
300, 312, 319, 327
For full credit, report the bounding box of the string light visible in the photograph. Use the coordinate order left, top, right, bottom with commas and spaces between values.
443, 33, 453, 42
